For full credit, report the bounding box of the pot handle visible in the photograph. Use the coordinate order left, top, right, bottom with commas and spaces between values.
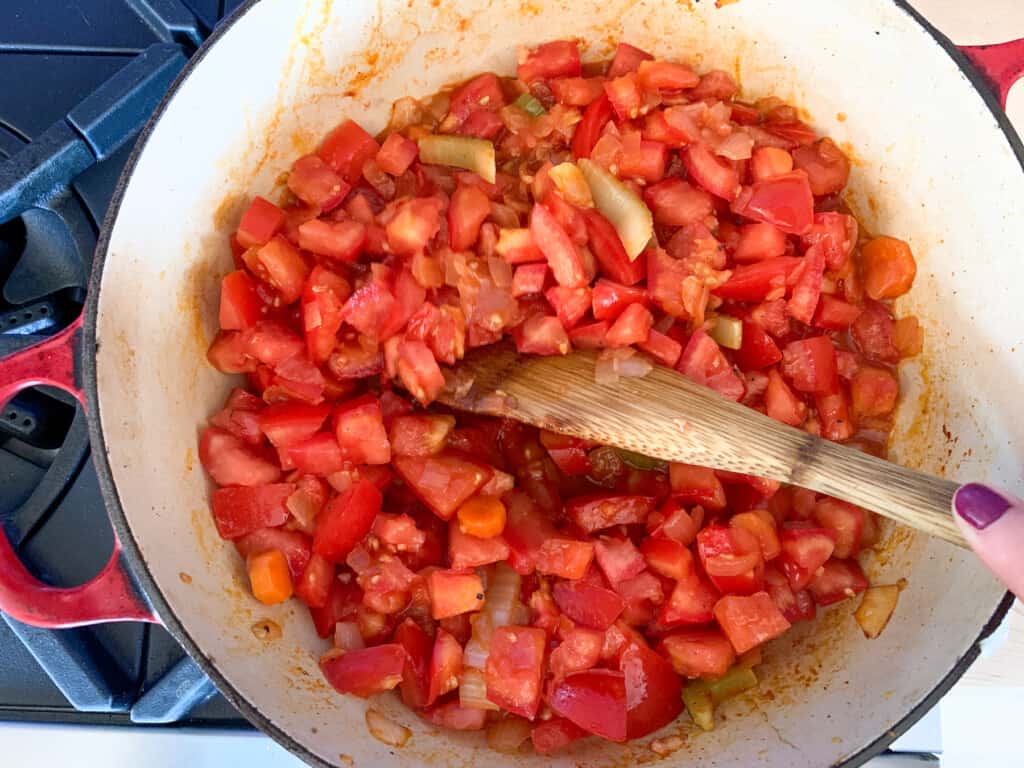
0, 318, 158, 628
957, 38, 1024, 108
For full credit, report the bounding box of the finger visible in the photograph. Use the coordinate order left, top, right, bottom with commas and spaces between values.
953, 483, 1024, 600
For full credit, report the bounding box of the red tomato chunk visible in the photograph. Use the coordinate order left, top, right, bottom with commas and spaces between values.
200, 38, 918, 750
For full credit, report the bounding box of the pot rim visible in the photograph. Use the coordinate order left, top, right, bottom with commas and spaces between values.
81, 1, 1019, 766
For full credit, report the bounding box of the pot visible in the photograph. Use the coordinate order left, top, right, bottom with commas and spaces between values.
0, 0, 1022, 765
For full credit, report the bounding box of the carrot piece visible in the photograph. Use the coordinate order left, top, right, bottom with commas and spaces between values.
456, 496, 507, 539
248, 549, 294, 605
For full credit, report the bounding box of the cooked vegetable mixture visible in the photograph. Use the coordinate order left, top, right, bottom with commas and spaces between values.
200, 39, 918, 751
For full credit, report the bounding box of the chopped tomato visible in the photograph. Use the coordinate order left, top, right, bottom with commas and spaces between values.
550, 76, 606, 106
211, 483, 292, 539
319, 644, 406, 697
713, 256, 803, 301
608, 42, 653, 76
237, 196, 285, 249
583, 209, 645, 285
764, 369, 807, 426
546, 285, 592, 329
660, 628, 735, 678
333, 394, 390, 465
638, 329, 683, 367
814, 294, 863, 330
683, 143, 740, 200
697, 525, 764, 596
219, 271, 264, 331
605, 302, 653, 347
449, 184, 491, 251
393, 618, 431, 708
732, 172, 814, 235
388, 414, 455, 457
802, 212, 857, 270
553, 581, 626, 630
536, 538, 596, 580
518, 40, 581, 83
255, 236, 309, 304
778, 528, 836, 590
734, 321, 782, 371
199, 427, 281, 487
764, 566, 815, 624
677, 330, 745, 401
604, 74, 643, 121
781, 336, 838, 394
668, 463, 726, 510
295, 553, 335, 609
512, 262, 549, 296
539, 430, 592, 475
531, 202, 586, 288
547, 669, 628, 742
730, 510, 781, 560
421, 700, 488, 731
392, 452, 491, 520
850, 366, 898, 419
812, 499, 865, 559
301, 266, 350, 363
733, 222, 787, 263
287, 432, 345, 474
449, 524, 509, 569
637, 59, 699, 90
645, 178, 714, 228
786, 243, 826, 325
396, 339, 446, 405
318, 119, 380, 183
808, 559, 869, 606
750, 146, 793, 182
640, 536, 694, 581
594, 537, 647, 584
657, 570, 720, 627
298, 219, 366, 261
566, 494, 657, 533
287, 155, 350, 211
852, 300, 900, 363
485, 626, 547, 718
313, 480, 382, 563
387, 197, 443, 256
235, 526, 311, 579
792, 138, 850, 196
713, 592, 791, 654
427, 569, 484, 619
375, 132, 419, 176
425, 628, 464, 705
550, 628, 605, 679
570, 320, 609, 349
497, 227, 545, 263
620, 642, 684, 739
572, 93, 613, 159
258, 401, 331, 448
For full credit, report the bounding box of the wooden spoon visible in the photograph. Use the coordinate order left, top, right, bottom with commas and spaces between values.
438, 343, 966, 548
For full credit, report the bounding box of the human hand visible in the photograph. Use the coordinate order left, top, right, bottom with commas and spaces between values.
953, 483, 1024, 599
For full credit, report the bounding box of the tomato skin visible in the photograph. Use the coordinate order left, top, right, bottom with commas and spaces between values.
733, 171, 814, 235
582, 209, 645, 286
319, 644, 407, 697
235, 526, 311, 579
258, 401, 331, 448
199, 427, 281, 487
778, 527, 836, 590
553, 581, 626, 630
572, 93, 613, 159
313, 480, 383, 563
318, 119, 380, 183
211, 483, 292, 539
620, 642, 683, 739
237, 196, 285, 249
734, 321, 782, 372
696, 526, 764, 596
518, 40, 581, 83
295, 553, 335, 609
713, 256, 803, 301
591, 279, 647, 321
539, 430, 592, 476
713, 592, 792, 654
808, 559, 869, 606
566, 494, 657, 533
547, 669, 628, 743
485, 626, 547, 718
659, 628, 735, 678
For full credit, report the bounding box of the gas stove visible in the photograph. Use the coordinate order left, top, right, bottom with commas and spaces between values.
0, 0, 247, 728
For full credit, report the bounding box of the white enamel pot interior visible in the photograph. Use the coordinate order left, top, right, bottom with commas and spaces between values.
85, 0, 1021, 766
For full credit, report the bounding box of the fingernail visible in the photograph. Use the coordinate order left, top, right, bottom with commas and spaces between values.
954, 483, 1012, 530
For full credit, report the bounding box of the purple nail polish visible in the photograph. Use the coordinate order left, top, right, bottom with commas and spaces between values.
954, 483, 1012, 530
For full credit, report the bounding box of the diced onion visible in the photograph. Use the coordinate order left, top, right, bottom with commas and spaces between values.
388, 96, 428, 132
334, 621, 364, 651
488, 256, 514, 288
713, 130, 754, 160
854, 585, 900, 639
594, 352, 620, 386
460, 667, 499, 711
464, 564, 522, 668
365, 709, 411, 747
595, 348, 651, 385
619, 353, 653, 379
709, 315, 743, 350
419, 135, 496, 183
578, 159, 653, 260
486, 716, 532, 753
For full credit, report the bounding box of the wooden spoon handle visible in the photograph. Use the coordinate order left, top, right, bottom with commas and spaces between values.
440, 344, 967, 548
